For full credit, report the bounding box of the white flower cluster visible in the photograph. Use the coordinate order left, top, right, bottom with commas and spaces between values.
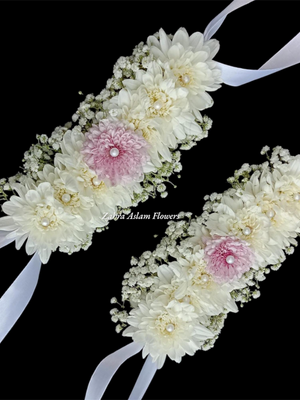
111, 147, 300, 369
0, 27, 219, 264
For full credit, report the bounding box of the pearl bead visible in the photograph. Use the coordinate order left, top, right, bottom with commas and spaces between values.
182, 74, 190, 84
266, 209, 275, 218
41, 217, 50, 227
110, 147, 119, 157
226, 255, 235, 264
166, 324, 175, 333
153, 100, 163, 111
201, 274, 209, 283
92, 177, 101, 186
294, 193, 300, 201
62, 193, 71, 203
243, 226, 252, 236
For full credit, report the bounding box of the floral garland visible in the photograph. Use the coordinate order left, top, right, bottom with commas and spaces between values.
1, 0, 299, 267
109, 146, 299, 369
0, 28, 218, 264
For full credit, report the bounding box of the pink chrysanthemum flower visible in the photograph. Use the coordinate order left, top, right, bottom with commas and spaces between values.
204, 235, 254, 283
81, 119, 150, 186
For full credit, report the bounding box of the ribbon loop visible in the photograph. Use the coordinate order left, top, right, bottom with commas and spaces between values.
204, 0, 300, 87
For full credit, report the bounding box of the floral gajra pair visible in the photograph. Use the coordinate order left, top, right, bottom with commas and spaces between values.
1, 1, 300, 398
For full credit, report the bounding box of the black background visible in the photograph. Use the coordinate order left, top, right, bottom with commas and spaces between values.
0, 1, 300, 399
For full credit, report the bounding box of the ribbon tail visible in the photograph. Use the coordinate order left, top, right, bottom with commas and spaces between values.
216, 32, 300, 87
128, 355, 158, 400
204, 0, 300, 87
204, 0, 255, 41
0, 252, 42, 343
84, 342, 143, 400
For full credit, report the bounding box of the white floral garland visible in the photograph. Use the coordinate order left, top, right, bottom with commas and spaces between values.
1, 0, 299, 268
109, 146, 299, 369
0, 28, 218, 264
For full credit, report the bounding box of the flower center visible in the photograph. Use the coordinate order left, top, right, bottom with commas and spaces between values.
294, 193, 300, 201
155, 313, 177, 335
277, 182, 300, 203
91, 177, 106, 193
172, 66, 194, 87
266, 209, 275, 219
165, 324, 175, 333
226, 255, 235, 264
190, 261, 212, 288
62, 193, 71, 203
54, 187, 81, 209
178, 73, 192, 87
242, 226, 252, 236
148, 88, 172, 117
35, 205, 59, 231
109, 147, 119, 157
78, 168, 106, 193
230, 210, 260, 240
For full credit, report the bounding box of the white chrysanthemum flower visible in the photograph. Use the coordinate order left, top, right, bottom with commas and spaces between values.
123, 61, 203, 140
240, 170, 300, 248
123, 291, 214, 369
147, 28, 222, 113
55, 130, 140, 223
273, 156, 300, 219
37, 164, 100, 228
0, 182, 84, 263
206, 195, 284, 265
155, 250, 241, 317
107, 88, 175, 167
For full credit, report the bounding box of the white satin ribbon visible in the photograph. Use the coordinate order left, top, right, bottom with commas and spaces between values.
204, 0, 254, 41
85, 342, 158, 400
0, 252, 42, 343
204, 0, 300, 86
128, 355, 158, 400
